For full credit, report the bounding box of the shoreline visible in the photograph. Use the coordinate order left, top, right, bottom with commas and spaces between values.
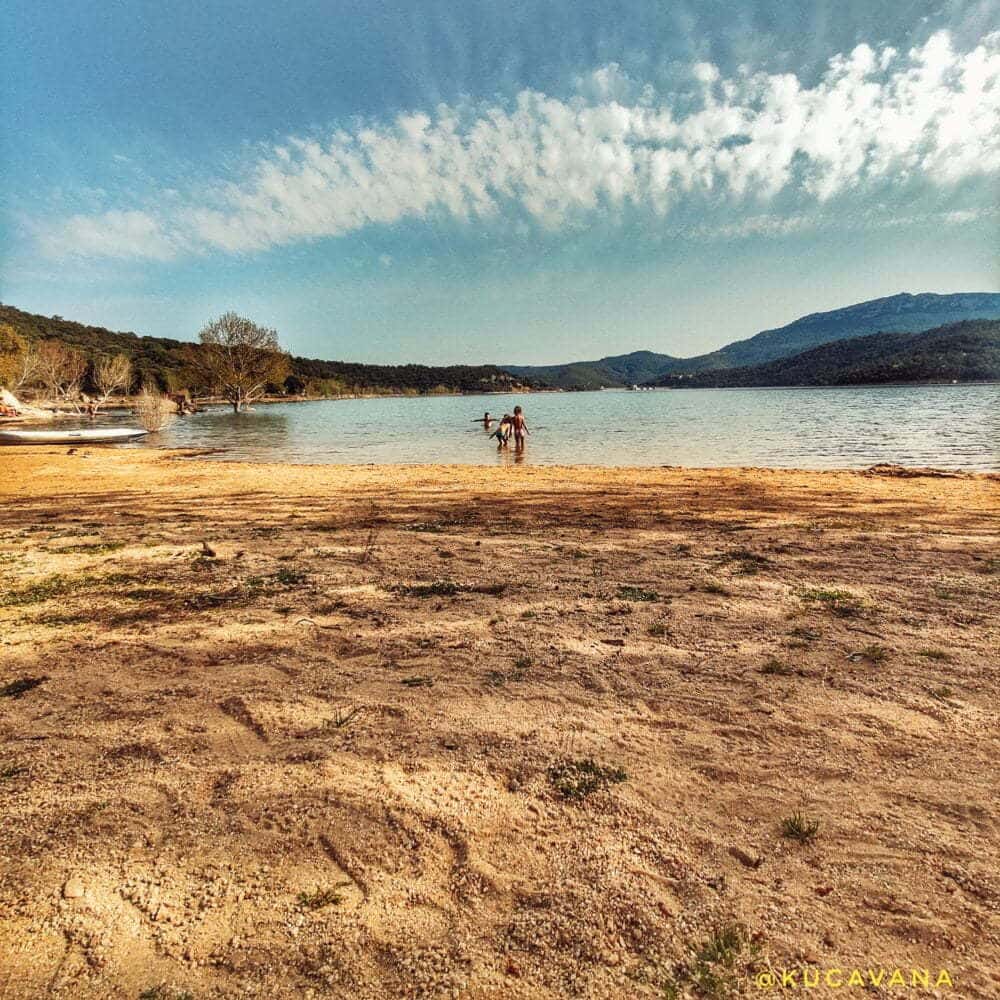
2, 449, 998, 998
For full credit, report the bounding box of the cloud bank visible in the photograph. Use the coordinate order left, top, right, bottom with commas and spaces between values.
38, 31, 1000, 260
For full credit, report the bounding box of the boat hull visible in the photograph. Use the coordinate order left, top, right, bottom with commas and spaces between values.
0, 427, 148, 445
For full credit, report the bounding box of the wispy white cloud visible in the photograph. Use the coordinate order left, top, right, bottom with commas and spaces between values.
36, 30, 1000, 261
37, 209, 182, 261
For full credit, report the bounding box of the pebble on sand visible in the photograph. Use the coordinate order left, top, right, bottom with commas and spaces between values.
63, 878, 85, 899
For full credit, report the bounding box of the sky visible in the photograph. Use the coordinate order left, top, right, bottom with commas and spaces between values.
1, 0, 998, 365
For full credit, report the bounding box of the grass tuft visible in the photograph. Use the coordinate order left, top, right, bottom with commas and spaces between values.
616, 585, 659, 602
297, 886, 348, 909
781, 812, 820, 844
799, 587, 864, 617
759, 659, 794, 676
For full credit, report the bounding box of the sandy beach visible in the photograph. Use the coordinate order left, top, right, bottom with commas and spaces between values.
1, 448, 998, 999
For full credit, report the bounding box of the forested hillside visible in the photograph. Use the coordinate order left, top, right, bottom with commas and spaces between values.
648, 320, 1000, 388
0, 304, 531, 396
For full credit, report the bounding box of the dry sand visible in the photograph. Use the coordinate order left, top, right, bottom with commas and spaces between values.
1, 448, 998, 999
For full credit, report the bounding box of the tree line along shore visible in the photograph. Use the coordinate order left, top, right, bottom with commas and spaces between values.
0, 304, 534, 421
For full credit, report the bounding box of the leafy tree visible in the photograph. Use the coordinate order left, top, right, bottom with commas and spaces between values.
0, 323, 29, 388
190, 313, 291, 413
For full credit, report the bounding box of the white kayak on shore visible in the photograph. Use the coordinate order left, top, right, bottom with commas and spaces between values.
0, 427, 148, 445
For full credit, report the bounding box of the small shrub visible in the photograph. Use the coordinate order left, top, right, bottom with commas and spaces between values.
548, 758, 627, 800
760, 659, 794, 676
647, 622, 669, 637
781, 812, 820, 844
132, 387, 176, 433
297, 886, 346, 909
701, 580, 731, 596
929, 685, 955, 701
274, 568, 307, 586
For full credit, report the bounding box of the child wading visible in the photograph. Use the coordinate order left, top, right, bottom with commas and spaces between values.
490, 414, 513, 449
510, 405, 529, 450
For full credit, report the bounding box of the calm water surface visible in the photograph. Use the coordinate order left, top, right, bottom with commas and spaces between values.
117, 385, 997, 469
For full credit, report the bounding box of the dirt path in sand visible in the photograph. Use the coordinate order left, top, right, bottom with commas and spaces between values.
1, 448, 998, 999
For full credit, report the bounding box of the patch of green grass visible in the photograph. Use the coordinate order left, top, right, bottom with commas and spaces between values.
917, 648, 951, 662
51, 541, 126, 554
274, 568, 308, 586
617, 585, 659, 602
393, 580, 505, 599
297, 886, 347, 909
0, 675, 47, 698
1, 572, 145, 608
799, 587, 863, 618
647, 622, 669, 637
759, 658, 794, 676
781, 812, 820, 844
547, 758, 627, 801
659, 922, 760, 999
520, 609, 537, 619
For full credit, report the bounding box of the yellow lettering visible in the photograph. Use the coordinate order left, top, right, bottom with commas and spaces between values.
803, 967, 819, 987
867, 969, 885, 986
888, 969, 905, 986
912, 969, 929, 988
936, 970, 954, 988
825, 969, 842, 987
847, 970, 864, 987
780, 969, 798, 987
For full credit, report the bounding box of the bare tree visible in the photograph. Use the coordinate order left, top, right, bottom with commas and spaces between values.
92, 354, 133, 413
12, 343, 40, 391
133, 385, 177, 432
35, 341, 86, 406
191, 313, 290, 413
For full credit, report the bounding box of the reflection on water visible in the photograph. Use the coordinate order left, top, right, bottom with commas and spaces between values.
109, 384, 1000, 470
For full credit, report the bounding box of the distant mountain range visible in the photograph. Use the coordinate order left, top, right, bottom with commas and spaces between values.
505, 292, 1000, 388
648, 319, 1000, 388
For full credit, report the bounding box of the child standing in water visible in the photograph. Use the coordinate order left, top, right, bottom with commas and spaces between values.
490, 414, 513, 448
511, 405, 529, 449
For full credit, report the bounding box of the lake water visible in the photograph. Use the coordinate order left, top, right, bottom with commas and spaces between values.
114, 384, 1000, 470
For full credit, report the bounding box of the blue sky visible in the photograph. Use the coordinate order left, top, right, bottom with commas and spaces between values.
2, 0, 998, 364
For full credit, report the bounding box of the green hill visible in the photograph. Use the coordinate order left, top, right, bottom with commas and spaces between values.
0, 304, 530, 396
504, 293, 1000, 388
505, 350, 680, 389
647, 319, 1000, 388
